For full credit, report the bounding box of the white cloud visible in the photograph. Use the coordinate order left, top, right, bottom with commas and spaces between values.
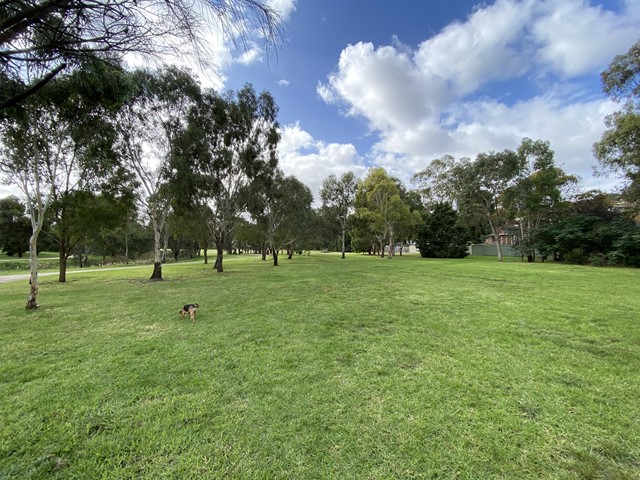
277, 79, 290, 87
532, 0, 640, 77
278, 123, 366, 204
414, 0, 534, 95
236, 43, 264, 66
267, 0, 297, 20
317, 0, 640, 193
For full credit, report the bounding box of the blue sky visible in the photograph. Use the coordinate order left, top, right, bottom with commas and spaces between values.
213, 0, 640, 203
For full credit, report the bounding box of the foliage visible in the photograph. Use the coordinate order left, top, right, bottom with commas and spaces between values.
114, 65, 201, 280
254, 172, 314, 265
411, 154, 458, 206
0, 0, 283, 112
172, 83, 280, 272
503, 139, 577, 261
452, 149, 522, 261
1, 255, 639, 478
0, 196, 30, 257
355, 167, 415, 258
416, 202, 469, 258
536, 191, 640, 266
594, 40, 640, 211
320, 171, 357, 259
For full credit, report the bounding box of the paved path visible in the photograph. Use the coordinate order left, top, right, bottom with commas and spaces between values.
0, 265, 151, 284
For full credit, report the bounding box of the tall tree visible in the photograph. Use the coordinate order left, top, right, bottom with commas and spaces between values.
51, 190, 132, 281
594, 40, 640, 213
257, 172, 313, 266
320, 171, 357, 259
0, 60, 133, 305
115, 66, 200, 280
355, 167, 413, 259
411, 154, 458, 207
503, 138, 577, 261
452, 150, 522, 262
0, 85, 72, 307
173, 84, 280, 272
1, 0, 283, 112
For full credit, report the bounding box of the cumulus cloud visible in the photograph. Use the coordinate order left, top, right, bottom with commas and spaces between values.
532, 0, 640, 77
278, 123, 366, 204
277, 79, 290, 87
236, 43, 263, 66
316, 0, 640, 192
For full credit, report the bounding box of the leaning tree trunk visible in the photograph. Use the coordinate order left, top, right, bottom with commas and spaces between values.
487, 215, 504, 262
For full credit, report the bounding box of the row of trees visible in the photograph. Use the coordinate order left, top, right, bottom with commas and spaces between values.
1, 0, 285, 309
2, 36, 640, 309
3, 140, 637, 271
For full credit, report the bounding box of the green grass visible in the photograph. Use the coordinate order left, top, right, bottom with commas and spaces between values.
1, 254, 639, 479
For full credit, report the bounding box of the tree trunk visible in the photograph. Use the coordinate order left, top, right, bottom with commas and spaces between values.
161, 226, 169, 264
341, 228, 346, 259
124, 233, 129, 265
388, 228, 394, 259
261, 242, 268, 261
26, 232, 39, 309
150, 217, 163, 280
273, 249, 279, 266
214, 236, 224, 272
58, 239, 67, 283
58, 255, 67, 283
150, 262, 162, 280
203, 242, 208, 264
487, 215, 503, 262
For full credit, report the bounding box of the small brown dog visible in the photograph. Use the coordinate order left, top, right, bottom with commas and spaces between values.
179, 303, 199, 322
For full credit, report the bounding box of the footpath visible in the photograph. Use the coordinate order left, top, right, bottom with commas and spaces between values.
0, 265, 150, 284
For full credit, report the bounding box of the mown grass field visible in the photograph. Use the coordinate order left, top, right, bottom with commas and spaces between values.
0, 254, 639, 479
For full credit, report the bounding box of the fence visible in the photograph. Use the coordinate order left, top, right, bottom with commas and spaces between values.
468, 244, 520, 257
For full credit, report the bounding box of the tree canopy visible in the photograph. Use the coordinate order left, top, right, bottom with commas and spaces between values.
0, 0, 284, 112
594, 39, 640, 213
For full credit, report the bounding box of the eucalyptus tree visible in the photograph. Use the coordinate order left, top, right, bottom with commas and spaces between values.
51, 190, 133, 281
355, 167, 414, 259
0, 92, 72, 306
1, 0, 284, 112
503, 139, 577, 261
593, 40, 640, 212
172, 83, 279, 272
411, 154, 458, 207
452, 150, 522, 262
0, 60, 133, 305
114, 66, 201, 280
320, 171, 357, 259
255, 171, 313, 266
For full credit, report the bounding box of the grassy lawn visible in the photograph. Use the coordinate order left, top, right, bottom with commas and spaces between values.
0, 254, 639, 479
